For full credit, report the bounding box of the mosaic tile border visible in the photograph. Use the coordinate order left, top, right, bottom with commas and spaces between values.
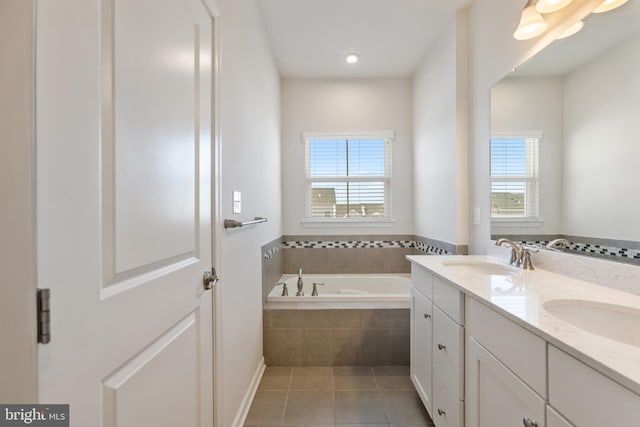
282, 240, 415, 249
516, 240, 640, 263
414, 241, 451, 255
261, 239, 452, 262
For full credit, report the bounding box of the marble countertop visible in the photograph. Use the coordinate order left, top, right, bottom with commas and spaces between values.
407, 254, 640, 396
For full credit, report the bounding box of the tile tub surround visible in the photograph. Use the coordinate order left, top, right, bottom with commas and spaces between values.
244, 366, 434, 426
263, 309, 410, 367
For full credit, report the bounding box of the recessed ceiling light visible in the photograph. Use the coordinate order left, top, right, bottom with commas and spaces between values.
345, 53, 359, 64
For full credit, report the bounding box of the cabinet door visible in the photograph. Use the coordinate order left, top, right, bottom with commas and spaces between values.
411, 288, 433, 416
547, 405, 573, 427
466, 338, 545, 427
433, 305, 464, 399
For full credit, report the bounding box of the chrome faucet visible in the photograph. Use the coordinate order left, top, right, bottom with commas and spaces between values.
275, 282, 288, 296
546, 238, 570, 251
311, 282, 324, 296
495, 238, 538, 270
296, 268, 304, 296
495, 238, 523, 265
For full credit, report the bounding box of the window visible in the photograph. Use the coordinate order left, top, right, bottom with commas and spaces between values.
490, 133, 540, 219
303, 131, 393, 221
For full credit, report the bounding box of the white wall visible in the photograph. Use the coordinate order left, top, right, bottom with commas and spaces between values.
0, 0, 37, 403
412, 10, 468, 246
490, 76, 564, 235
281, 78, 413, 235
216, 0, 281, 424
562, 33, 640, 241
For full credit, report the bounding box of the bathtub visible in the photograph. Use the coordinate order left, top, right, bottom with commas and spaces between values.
266, 274, 411, 309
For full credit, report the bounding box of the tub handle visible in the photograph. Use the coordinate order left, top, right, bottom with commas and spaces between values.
275, 282, 288, 297
311, 282, 325, 296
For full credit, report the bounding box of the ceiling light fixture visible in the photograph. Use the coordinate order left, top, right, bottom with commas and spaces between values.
345, 53, 359, 64
514, 0, 549, 40
536, 0, 574, 13
593, 0, 629, 13
557, 20, 584, 39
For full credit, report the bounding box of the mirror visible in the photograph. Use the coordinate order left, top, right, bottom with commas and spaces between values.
490, 1, 640, 265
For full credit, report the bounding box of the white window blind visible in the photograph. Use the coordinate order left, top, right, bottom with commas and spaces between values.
490, 135, 539, 219
304, 132, 392, 220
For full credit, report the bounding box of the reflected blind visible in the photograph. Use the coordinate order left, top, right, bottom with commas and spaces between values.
304, 134, 392, 219
490, 136, 539, 218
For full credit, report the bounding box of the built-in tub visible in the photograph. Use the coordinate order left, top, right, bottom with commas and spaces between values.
266, 274, 411, 309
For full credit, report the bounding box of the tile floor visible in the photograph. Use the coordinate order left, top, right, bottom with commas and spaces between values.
244, 366, 435, 427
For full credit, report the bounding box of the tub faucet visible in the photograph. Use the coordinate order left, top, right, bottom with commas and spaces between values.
275, 282, 288, 296
311, 282, 324, 296
296, 268, 304, 296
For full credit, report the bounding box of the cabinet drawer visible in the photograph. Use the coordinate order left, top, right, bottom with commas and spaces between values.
546, 405, 572, 427
433, 275, 464, 324
411, 265, 433, 300
467, 298, 546, 398
433, 305, 464, 399
548, 345, 640, 427
433, 367, 463, 427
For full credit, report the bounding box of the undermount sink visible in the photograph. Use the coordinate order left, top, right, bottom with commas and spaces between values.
441, 260, 519, 276
543, 299, 640, 348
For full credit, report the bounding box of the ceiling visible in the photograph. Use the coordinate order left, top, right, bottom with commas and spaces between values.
256, 0, 470, 79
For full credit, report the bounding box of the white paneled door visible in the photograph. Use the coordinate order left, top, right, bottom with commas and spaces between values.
36, 0, 215, 426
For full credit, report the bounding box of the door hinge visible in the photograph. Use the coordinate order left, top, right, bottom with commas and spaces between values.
37, 288, 51, 344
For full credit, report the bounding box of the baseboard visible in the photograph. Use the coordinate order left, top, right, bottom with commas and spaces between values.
230, 356, 266, 427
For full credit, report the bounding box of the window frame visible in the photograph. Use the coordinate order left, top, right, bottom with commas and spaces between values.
490, 131, 542, 223
302, 130, 394, 226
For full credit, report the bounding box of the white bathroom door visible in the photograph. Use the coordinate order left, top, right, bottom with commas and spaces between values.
36, 0, 216, 426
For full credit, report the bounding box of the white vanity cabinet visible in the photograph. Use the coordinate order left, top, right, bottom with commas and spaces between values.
548, 345, 640, 427
410, 264, 464, 427
409, 255, 640, 427
466, 298, 546, 427
466, 338, 545, 427
546, 405, 572, 427
411, 286, 433, 414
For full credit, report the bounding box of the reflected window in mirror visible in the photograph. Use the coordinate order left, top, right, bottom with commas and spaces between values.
490, 134, 540, 220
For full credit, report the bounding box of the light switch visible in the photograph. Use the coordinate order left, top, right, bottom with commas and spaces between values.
232, 191, 242, 214
473, 207, 481, 225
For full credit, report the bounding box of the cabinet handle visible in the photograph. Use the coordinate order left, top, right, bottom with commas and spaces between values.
437, 343, 446, 350
523, 416, 538, 427
423, 313, 431, 319
437, 408, 446, 416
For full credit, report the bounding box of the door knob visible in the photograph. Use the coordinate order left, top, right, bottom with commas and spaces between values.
203, 269, 219, 290
523, 416, 538, 427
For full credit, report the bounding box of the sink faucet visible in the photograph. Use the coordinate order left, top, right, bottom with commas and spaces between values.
296, 268, 304, 296
495, 238, 538, 270
495, 238, 523, 266
546, 238, 570, 251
